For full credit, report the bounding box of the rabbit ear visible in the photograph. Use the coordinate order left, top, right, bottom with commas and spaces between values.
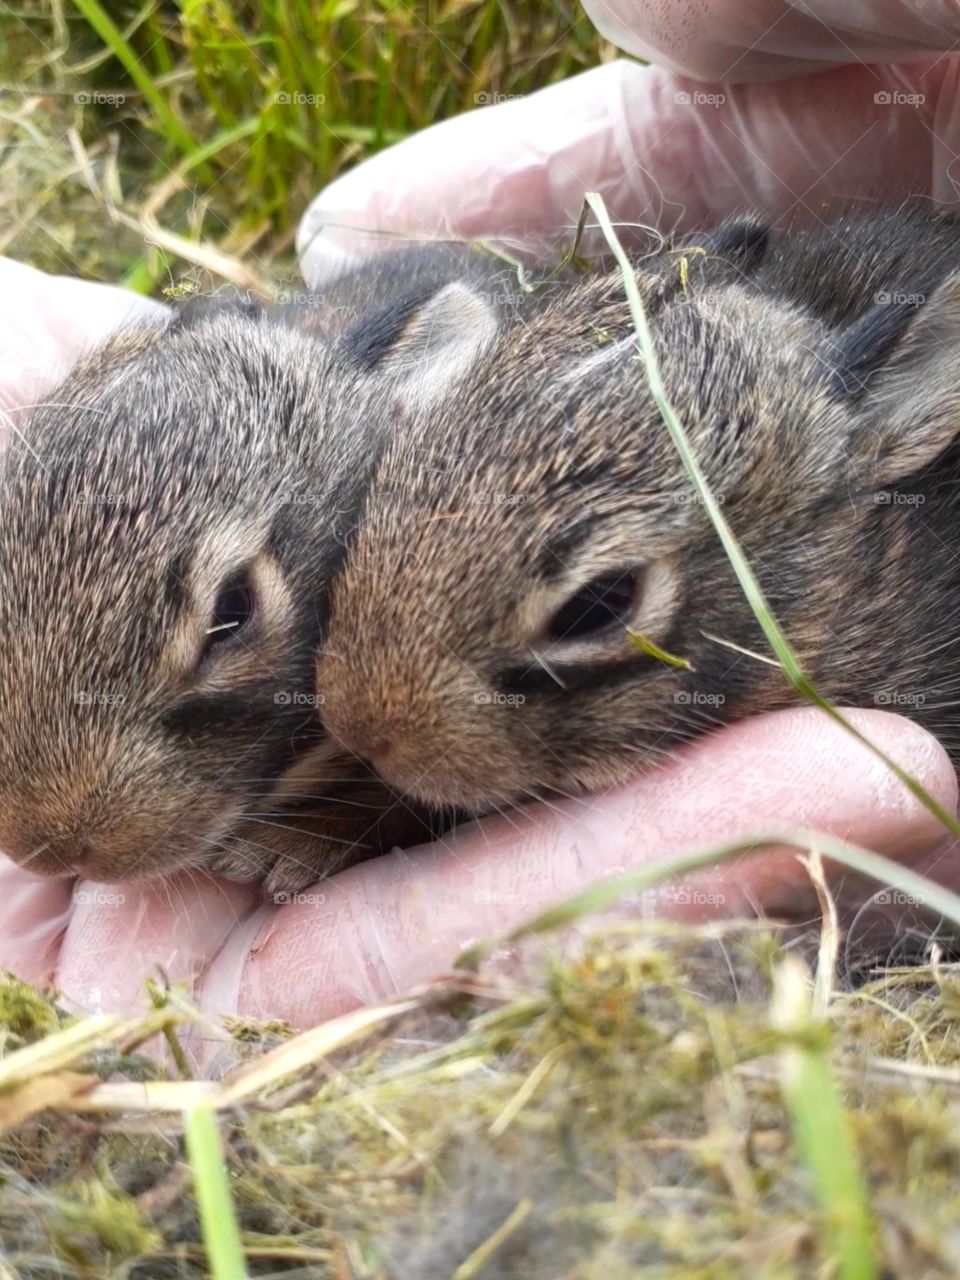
341, 281, 498, 405
831, 271, 960, 487
169, 290, 263, 329
684, 216, 770, 273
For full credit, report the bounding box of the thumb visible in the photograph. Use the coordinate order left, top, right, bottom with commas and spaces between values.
222, 708, 958, 1028
586, 0, 960, 82
298, 58, 960, 285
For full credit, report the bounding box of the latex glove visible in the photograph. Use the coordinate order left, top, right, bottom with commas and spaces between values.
1, 264, 953, 1028
5, 700, 955, 1027
298, 3, 960, 283
0, 264, 953, 1025
0, 258, 165, 438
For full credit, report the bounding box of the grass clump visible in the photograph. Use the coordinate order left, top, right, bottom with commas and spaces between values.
0, 972, 61, 1047
0, 922, 960, 1278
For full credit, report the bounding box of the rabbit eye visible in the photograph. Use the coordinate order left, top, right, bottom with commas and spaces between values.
205, 569, 255, 652
545, 570, 640, 642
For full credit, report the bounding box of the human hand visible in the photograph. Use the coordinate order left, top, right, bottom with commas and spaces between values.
2, 691, 955, 1028
298, 0, 960, 281
0, 251, 950, 1029
7, 0, 960, 1030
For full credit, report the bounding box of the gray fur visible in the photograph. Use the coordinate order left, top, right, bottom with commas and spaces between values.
0, 241, 560, 889
318, 209, 960, 818
0, 303, 417, 888
4, 213, 960, 890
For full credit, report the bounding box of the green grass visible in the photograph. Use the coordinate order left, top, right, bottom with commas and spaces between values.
0, 1, 608, 291
185, 1105, 248, 1280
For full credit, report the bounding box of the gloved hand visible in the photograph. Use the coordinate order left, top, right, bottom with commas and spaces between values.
0, 263, 955, 1028
299, 0, 960, 281
4, 0, 960, 1031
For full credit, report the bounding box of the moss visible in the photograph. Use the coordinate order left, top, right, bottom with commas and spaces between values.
0, 973, 62, 1047
0, 925, 953, 1277
51, 1178, 164, 1266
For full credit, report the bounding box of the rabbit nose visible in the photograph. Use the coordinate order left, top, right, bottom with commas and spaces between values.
332, 722, 393, 765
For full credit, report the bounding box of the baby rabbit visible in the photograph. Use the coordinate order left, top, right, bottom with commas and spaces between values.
0, 244, 535, 891
317, 209, 960, 816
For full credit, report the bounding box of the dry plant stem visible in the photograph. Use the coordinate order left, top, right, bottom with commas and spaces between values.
804, 848, 841, 1013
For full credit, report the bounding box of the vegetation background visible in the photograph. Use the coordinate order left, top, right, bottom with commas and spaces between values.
1, 8, 959, 1279
0, 1, 611, 294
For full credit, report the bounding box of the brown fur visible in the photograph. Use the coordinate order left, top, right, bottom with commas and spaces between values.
0, 309, 420, 890
0, 242, 542, 891
318, 210, 960, 818
4, 215, 960, 891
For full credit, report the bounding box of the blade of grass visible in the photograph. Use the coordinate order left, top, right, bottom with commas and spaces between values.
584, 190, 960, 843
70, 0, 201, 163
118, 254, 158, 294
452, 1198, 533, 1280
773, 957, 878, 1280
184, 1104, 248, 1280
457, 827, 960, 969
0, 1008, 177, 1089
168, 116, 261, 178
